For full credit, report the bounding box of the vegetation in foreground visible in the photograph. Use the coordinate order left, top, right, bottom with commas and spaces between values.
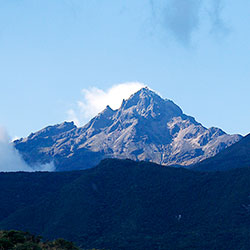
0, 230, 106, 250
0, 230, 80, 250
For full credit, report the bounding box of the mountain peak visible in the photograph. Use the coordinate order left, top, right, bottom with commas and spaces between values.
136, 86, 153, 94
99, 105, 114, 117
121, 87, 160, 108
120, 87, 183, 119
14, 87, 242, 171
128, 87, 161, 102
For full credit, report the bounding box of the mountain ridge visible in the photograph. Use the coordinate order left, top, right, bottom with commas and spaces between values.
14, 87, 242, 171
191, 133, 250, 171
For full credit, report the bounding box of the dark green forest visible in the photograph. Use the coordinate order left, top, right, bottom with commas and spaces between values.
1, 158, 250, 249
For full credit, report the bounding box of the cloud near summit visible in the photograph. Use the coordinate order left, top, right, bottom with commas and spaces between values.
67, 82, 145, 126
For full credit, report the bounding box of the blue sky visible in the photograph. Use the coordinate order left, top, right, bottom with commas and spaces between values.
0, 0, 249, 138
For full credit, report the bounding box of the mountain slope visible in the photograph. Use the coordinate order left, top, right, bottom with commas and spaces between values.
0, 170, 83, 222
191, 133, 250, 171
1, 159, 250, 249
14, 87, 242, 171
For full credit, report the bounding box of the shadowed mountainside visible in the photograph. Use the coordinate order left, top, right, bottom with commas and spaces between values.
1, 159, 250, 249
191, 133, 250, 171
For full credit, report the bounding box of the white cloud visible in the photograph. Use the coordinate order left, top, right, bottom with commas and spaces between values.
0, 126, 55, 172
67, 82, 145, 126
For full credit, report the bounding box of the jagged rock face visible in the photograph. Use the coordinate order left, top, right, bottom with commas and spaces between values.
14, 87, 242, 171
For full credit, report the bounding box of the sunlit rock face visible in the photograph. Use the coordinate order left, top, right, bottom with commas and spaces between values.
14, 87, 242, 171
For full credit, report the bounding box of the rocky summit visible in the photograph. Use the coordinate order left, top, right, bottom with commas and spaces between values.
14, 87, 242, 171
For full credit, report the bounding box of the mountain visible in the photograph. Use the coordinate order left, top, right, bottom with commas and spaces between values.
1, 159, 250, 250
14, 87, 242, 171
191, 133, 250, 171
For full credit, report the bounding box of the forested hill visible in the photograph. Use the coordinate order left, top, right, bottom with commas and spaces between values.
1, 159, 250, 249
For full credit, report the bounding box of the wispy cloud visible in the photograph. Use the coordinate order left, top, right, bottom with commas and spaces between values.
164, 0, 202, 44
32, 162, 55, 172
150, 0, 229, 46
209, 0, 229, 37
0, 126, 55, 172
67, 82, 145, 126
